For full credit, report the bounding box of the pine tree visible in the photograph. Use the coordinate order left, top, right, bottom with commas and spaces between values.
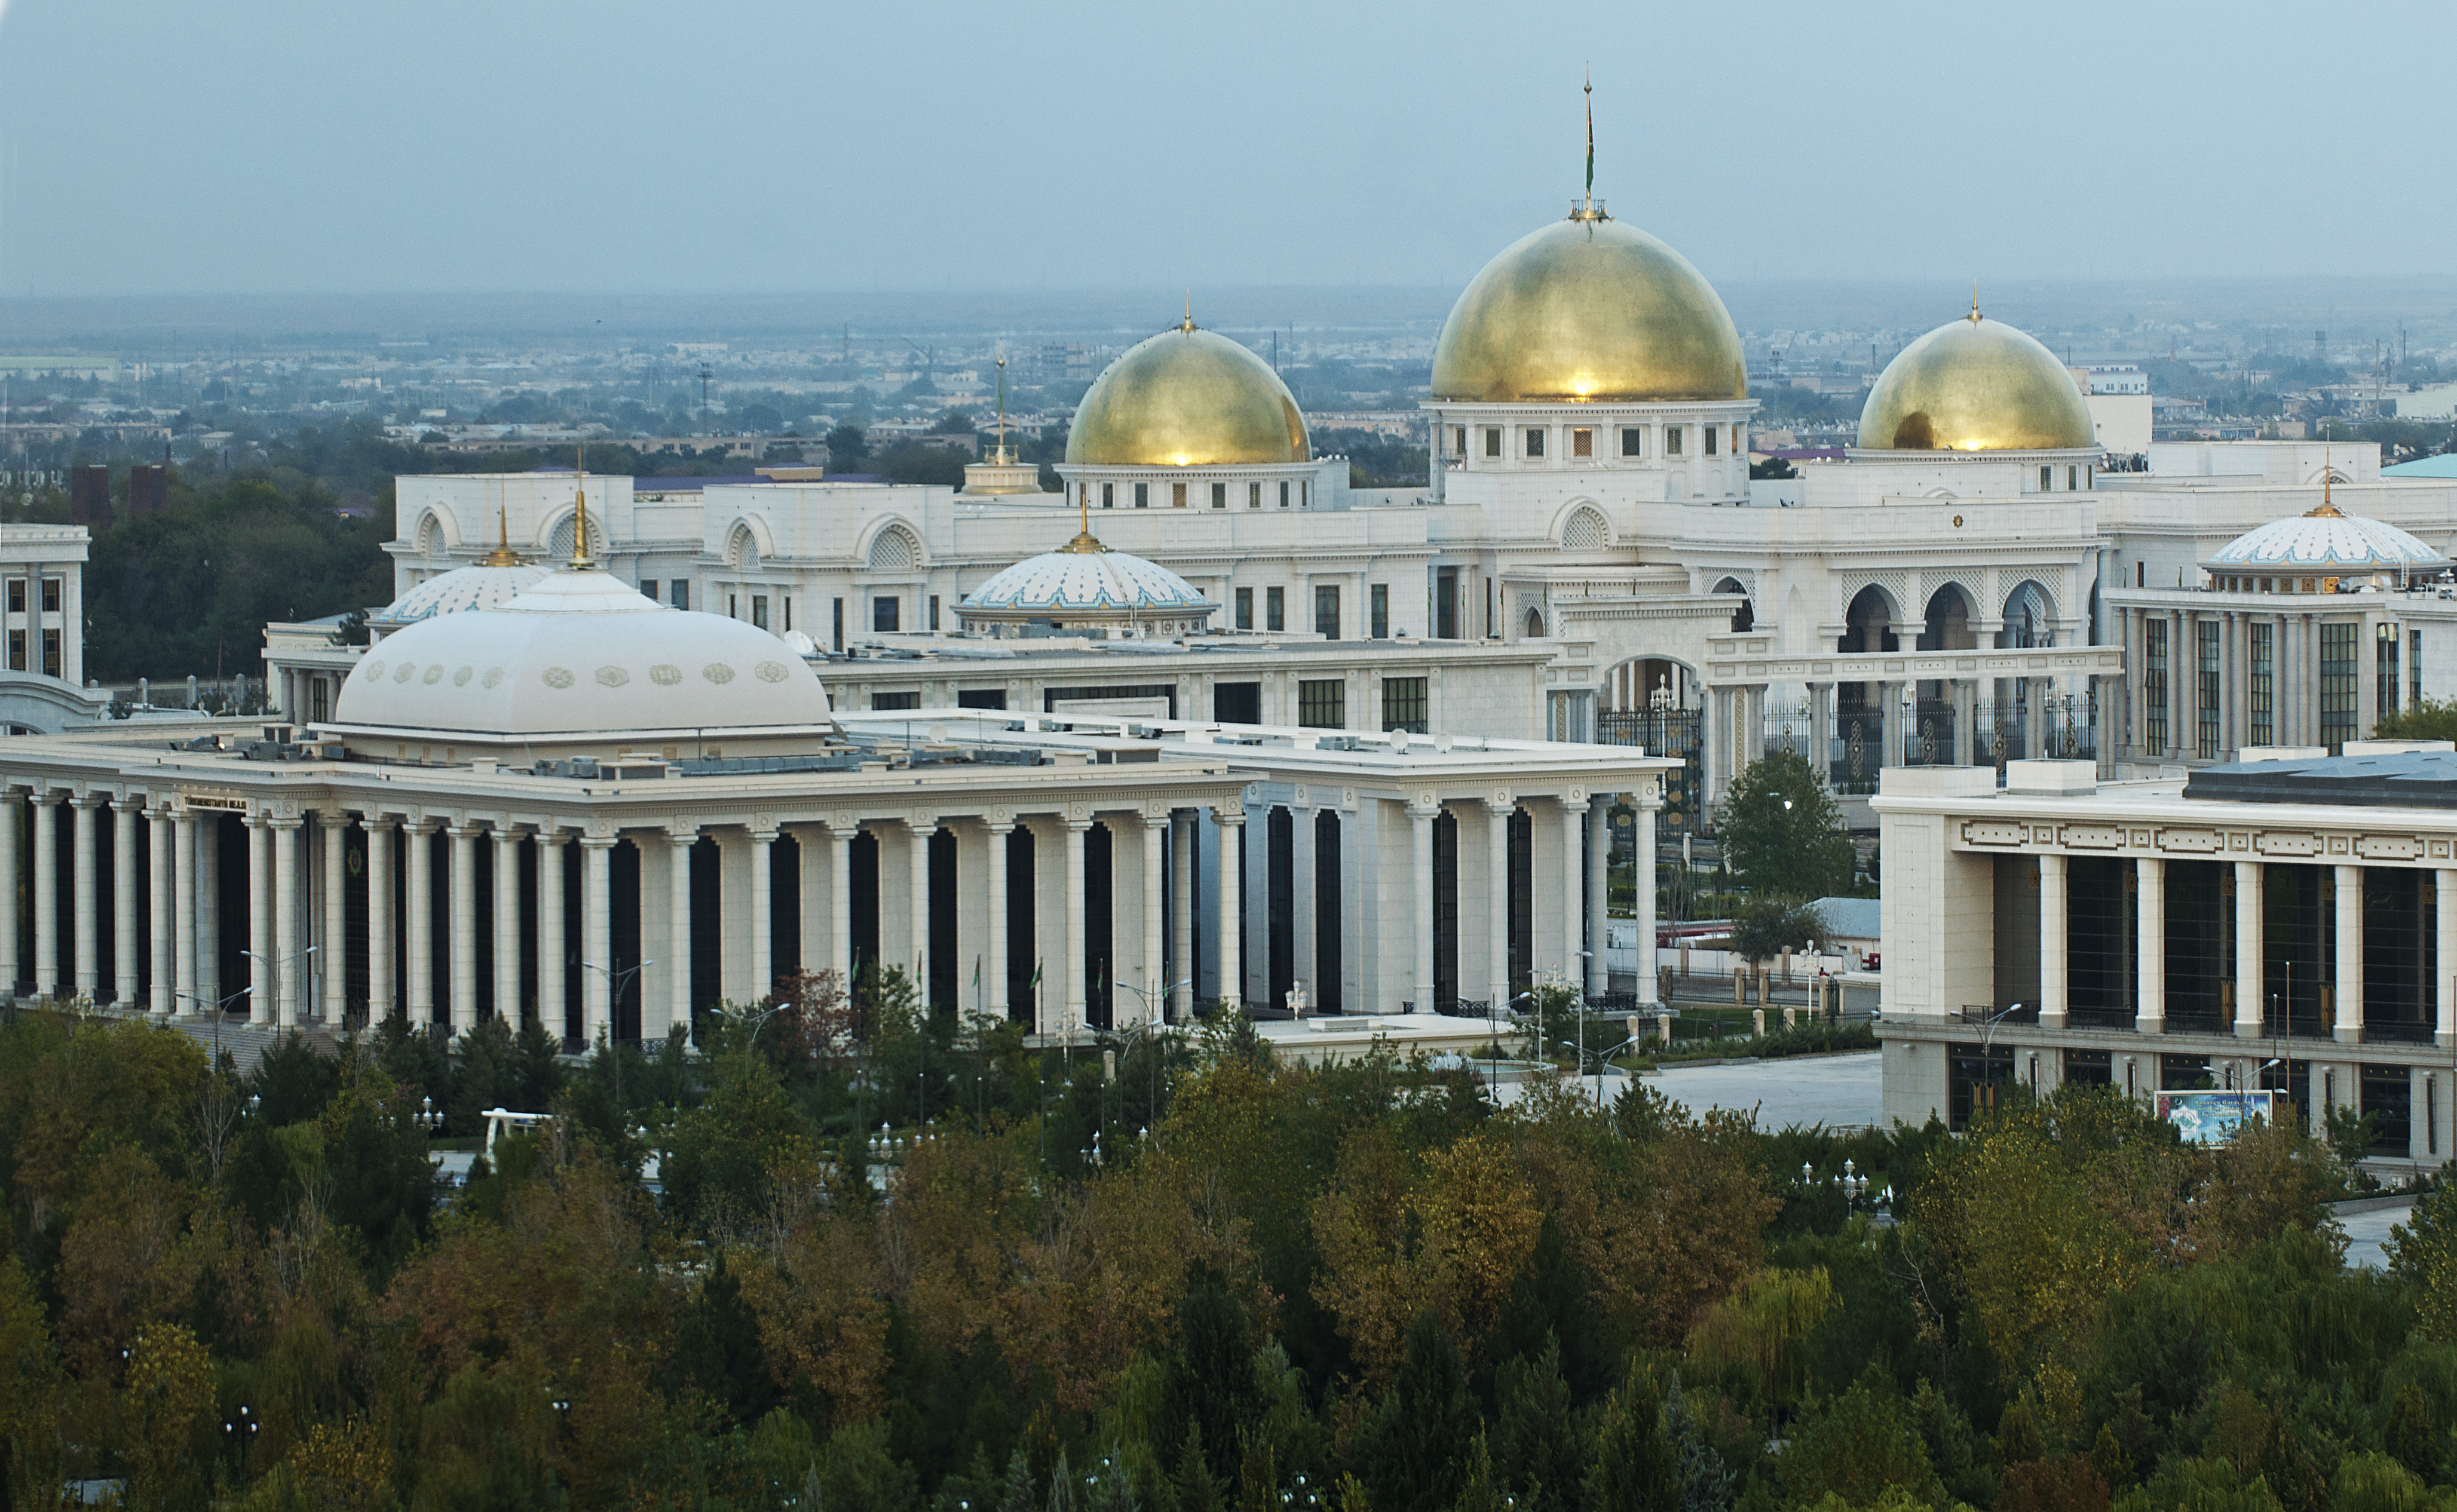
1492, 1336, 1583, 1507
1582, 1358, 1679, 1512
1354, 1314, 1480, 1512
998, 1446, 1037, 1512
1177, 1424, 1223, 1512
1661, 1376, 1730, 1512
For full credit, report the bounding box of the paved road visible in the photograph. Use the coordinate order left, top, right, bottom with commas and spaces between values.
2340, 1202, 2412, 1271
1646, 1050, 1884, 1130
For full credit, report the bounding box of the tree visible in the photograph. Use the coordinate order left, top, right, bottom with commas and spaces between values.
1353, 1312, 1481, 1512
2375, 697, 2457, 744
1582, 1357, 1678, 1512
1728, 896, 1833, 968
1716, 751, 1854, 900
826, 425, 871, 467
2108, 1456, 2281, 1512
2387, 1179, 2457, 1344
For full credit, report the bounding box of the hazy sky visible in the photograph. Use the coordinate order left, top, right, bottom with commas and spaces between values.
1, 0, 2450, 298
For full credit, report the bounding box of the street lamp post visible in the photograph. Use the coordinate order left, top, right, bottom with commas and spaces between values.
580, 958, 656, 1105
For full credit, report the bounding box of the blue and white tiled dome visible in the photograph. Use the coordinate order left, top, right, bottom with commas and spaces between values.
2204, 505, 2445, 582
371, 563, 550, 628
958, 536, 1215, 639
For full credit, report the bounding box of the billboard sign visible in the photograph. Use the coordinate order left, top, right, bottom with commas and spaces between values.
2154, 1089, 2277, 1145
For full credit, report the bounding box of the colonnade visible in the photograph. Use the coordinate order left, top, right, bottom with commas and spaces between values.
2112, 600, 2392, 762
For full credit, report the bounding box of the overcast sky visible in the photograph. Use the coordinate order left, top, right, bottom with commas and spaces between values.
1, 0, 2450, 298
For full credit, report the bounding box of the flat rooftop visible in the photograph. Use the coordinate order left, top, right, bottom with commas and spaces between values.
2183, 748, 2457, 808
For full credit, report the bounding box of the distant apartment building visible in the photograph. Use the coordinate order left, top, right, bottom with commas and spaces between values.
2071, 366, 2153, 455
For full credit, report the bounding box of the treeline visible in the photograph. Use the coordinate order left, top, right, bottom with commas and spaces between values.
1, 977, 2455, 1511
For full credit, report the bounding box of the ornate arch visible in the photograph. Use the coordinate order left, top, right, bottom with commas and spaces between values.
1554, 501, 1613, 552
724, 516, 776, 572
412, 508, 459, 560
543, 508, 605, 563
864, 519, 923, 572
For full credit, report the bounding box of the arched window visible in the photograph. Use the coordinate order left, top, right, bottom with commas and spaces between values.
1524, 607, 1546, 638
868, 525, 918, 571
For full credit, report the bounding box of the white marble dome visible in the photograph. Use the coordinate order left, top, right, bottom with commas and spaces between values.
335, 569, 834, 736
958, 539, 1215, 638
370, 563, 550, 628
2204, 506, 2446, 581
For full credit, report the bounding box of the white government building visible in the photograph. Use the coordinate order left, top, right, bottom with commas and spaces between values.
0, 486, 1674, 1039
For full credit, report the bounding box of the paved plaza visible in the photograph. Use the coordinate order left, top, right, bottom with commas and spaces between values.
1647, 1050, 1885, 1130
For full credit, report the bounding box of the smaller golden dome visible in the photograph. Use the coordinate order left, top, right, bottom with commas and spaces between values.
1065, 321, 1310, 468
1857, 312, 2095, 452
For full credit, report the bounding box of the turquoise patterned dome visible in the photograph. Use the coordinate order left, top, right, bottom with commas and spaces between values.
958, 539, 1214, 639
372, 563, 550, 627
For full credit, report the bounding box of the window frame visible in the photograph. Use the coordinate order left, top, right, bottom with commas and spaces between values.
1370, 583, 1389, 639
1524, 427, 1546, 459
1314, 584, 1340, 638
1381, 675, 1429, 734
1620, 427, 1643, 458
1297, 677, 1346, 729
1266, 586, 1285, 633
1234, 587, 1254, 630
872, 596, 900, 633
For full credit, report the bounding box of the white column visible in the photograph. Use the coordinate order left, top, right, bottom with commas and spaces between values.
244, 812, 269, 1020
2235, 860, 2263, 1038
906, 818, 932, 1002
1410, 802, 1436, 1013
448, 821, 479, 1033
31, 793, 57, 997
492, 827, 521, 1024
111, 799, 138, 1007
1140, 814, 1165, 1028
987, 821, 1012, 1020
322, 814, 347, 1025
272, 817, 302, 1028
0, 789, 16, 996
536, 827, 565, 1040
2039, 851, 2069, 1028
173, 811, 197, 1016
1561, 796, 1588, 992
1485, 799, 1511, 1011
2135, 856, 2164, 1033
1217, 805, 1243, 1011
582, 835, 614, 1044
2336, 863, 2363, 1043
1635, 786, 1659, 1005
2438, 868, 2456, 1048
669, 830, 694, 1038
406, 821, 435, 1025
1291, 801, 1316, 1001
71, 798, 97, 1001
1169, 812, 1193, 1021
367, 818, 394, 1023
148, 807, 173, 1014
749, 829, 774, 1005
1062, 818, 1090, 1037
1585, 798, 1609, 999
830, 826, 854, 989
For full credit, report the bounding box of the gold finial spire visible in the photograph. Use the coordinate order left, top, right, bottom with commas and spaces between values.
1180, 290, 1195, 333
2307, 443, 2343, 517
1062, 470, 1106, 554
1568, 71, 1608, 222
568, 443, 599, 568
994, 347, 1010, 464
1969, 280, 1981, 324
480, 503, 522, 567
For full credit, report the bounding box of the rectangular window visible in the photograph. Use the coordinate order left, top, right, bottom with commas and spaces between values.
832, 597, 844, 652
7, 631, 21, 671
1704, 426, 1718, 456
1211, 482, 1226, 508
1234, 587, 1252, 629
1381, 676, 1429, 733
751, 594, 770, 631
784, 597, 792, 631
42, 578, 59, 614
40, 630, 58, 679
1621, 427, 1643, 457
1571, 428, 1592, 458
873, 596, 900, 633
2379, 622, 2400, 720
2249, 621, 2273, 748
1297, 677, 1345, 729
2321, 621, 2357, 753
2041, 465, 2053, 490
729, 594, 738, 619
672, 580, 690, 611
1173, 481, 1187, 508
1314, 584, 1340, 637
2069, 465, 2079, 489
5, 579, 21, 614
956, 688, 1007, 710
1102, 483, 1115, 509
1665, 426, 1683, 456
1732, 425, 1742, 453
1524, 428, 1545, 458
873, 691, 921, 711
1135, 483, 1149, 508
1451, 425, 1466, 456
1301, 481, 1309, 508
640, 579, 658, 602
1371, 583, 1389, 639
2143, 618, 2169, 753
928, 595, 940, 631
1484, 427, 1502, 458
1266, 586, 1285, 633
2413, 628, 2423, 708
1248, 481, 1261, 508
2197, 618, 2220, 759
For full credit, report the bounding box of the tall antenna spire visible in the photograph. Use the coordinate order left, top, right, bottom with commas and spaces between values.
569, 443, 599, 568
1181, 290, 1195, 333
482, 501, 521, 567
1970, 279, 1981, 324
994, 347, 1010, 464
2309, 444, 2342, 517
1569, 71, 1607, 222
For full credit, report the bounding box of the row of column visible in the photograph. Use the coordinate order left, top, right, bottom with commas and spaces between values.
1401, 787, 1649, 1011
1708, 676, 2116, 805
2035, 853, 2457, 1047
0, 789, 230, 1016
2118, 603, 2378, 761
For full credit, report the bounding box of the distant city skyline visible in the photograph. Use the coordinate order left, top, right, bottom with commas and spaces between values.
1, 0, 2451, 299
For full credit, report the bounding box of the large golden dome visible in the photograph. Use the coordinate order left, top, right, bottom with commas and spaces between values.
1065, 321, 1310, 467
1857, 312, 2095, 451
1430, 214, 1745, 403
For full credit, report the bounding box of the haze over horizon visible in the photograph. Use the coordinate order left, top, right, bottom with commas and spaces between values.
2, 0, 2453, 303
